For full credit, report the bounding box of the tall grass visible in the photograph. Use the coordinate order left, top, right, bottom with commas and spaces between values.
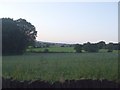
2, 53, 118, 83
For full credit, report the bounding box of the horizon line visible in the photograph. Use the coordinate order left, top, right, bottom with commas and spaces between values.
36, 40, 119, 44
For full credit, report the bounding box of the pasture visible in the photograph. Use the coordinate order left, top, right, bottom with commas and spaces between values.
27, 46, 75, 53
2, 52, 119, 83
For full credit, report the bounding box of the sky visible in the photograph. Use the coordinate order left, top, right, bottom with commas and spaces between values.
0, 1, 118, 44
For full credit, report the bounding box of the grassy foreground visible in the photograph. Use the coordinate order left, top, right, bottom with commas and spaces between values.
2, 52, 118, 83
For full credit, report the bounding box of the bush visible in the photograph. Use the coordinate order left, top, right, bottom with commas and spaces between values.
83, 42, 98, 52
43, 49, 49, 53
74, 44, 82, 53
107, 49, 113, 52
107, 43, 113, 52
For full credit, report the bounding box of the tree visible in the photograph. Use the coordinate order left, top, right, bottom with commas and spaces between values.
97, 41, 106, 49
74, 44, 82, 53
83, 42, 91, 52
45, 43, 50, 48
16, 18, 37, 46
43, 49, 49, 53
83, 42, 98, 52
90, 44, 99, 52
119, 42, 120, 50
61, 45, 65, 47
2, 18, 37, 55
113, 43, 119, 50
107, 43, 113, 52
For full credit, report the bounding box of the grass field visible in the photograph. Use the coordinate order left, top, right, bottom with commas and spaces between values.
27, 46, 75, 53
2, 52, 119, 83
27, 46, 119, 53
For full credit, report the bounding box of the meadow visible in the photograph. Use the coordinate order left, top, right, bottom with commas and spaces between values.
27, 46, 118, 53
27, 46, 76, 53
2, 51, 119, 83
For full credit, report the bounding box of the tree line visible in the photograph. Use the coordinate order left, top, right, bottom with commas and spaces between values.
74, 41, 120, 53
2, 18, 119, 55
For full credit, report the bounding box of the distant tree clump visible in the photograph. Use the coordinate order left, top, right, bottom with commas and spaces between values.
83, 42, 98, 52
107, 43, 113, 52
97, 41, 106, 49
74, 44, 82, 53
45, 44, 50, 48
2, 18, 37, 55
61, 45, 65, 47
43, 49, 49, 53
119, 42, 120, 50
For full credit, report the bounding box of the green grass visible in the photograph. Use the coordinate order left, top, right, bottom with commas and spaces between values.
27, 46, 119, 53
98, 49, 108, 53
27, 46, 75, 53
2, 52, 119, 83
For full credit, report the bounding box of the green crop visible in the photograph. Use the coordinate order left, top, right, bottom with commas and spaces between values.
2, 52, 118, 83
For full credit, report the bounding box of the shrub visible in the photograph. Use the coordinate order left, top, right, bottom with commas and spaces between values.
43, 49, 49, 53
74, 44, 82, 53
83, 42, 98, 52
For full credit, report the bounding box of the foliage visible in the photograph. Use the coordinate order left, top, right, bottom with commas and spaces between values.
74, 44, 82, 53
43, 49, 49, 53
2, 18, 37, 55
107, 43, 113, 52
83, 42, 98, 52
113, 43, 119, 50
119, 42, 120, 50
97, 41, 106, 49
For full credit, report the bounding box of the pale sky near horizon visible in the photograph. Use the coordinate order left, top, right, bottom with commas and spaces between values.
0, 1, 118, 44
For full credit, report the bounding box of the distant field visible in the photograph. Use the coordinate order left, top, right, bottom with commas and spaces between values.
2, 52, 119, 83
27, 46, 76, 53
27, 46, 119, 53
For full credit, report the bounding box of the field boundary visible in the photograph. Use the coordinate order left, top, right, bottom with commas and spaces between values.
2, 77, 119, 88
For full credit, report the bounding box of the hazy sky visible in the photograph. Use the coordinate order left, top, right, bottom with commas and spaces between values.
0, 1, 118, 44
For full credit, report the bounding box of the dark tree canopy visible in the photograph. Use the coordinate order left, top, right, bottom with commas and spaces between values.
2, 18, 37, 55
119, 42, 120, 50
74, 44, 82, 53
107, 43, 114, 52
16, 18, 37, 45
97, 41, 106, 49
83, 42, 98, 52
113, 43, 119, 50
